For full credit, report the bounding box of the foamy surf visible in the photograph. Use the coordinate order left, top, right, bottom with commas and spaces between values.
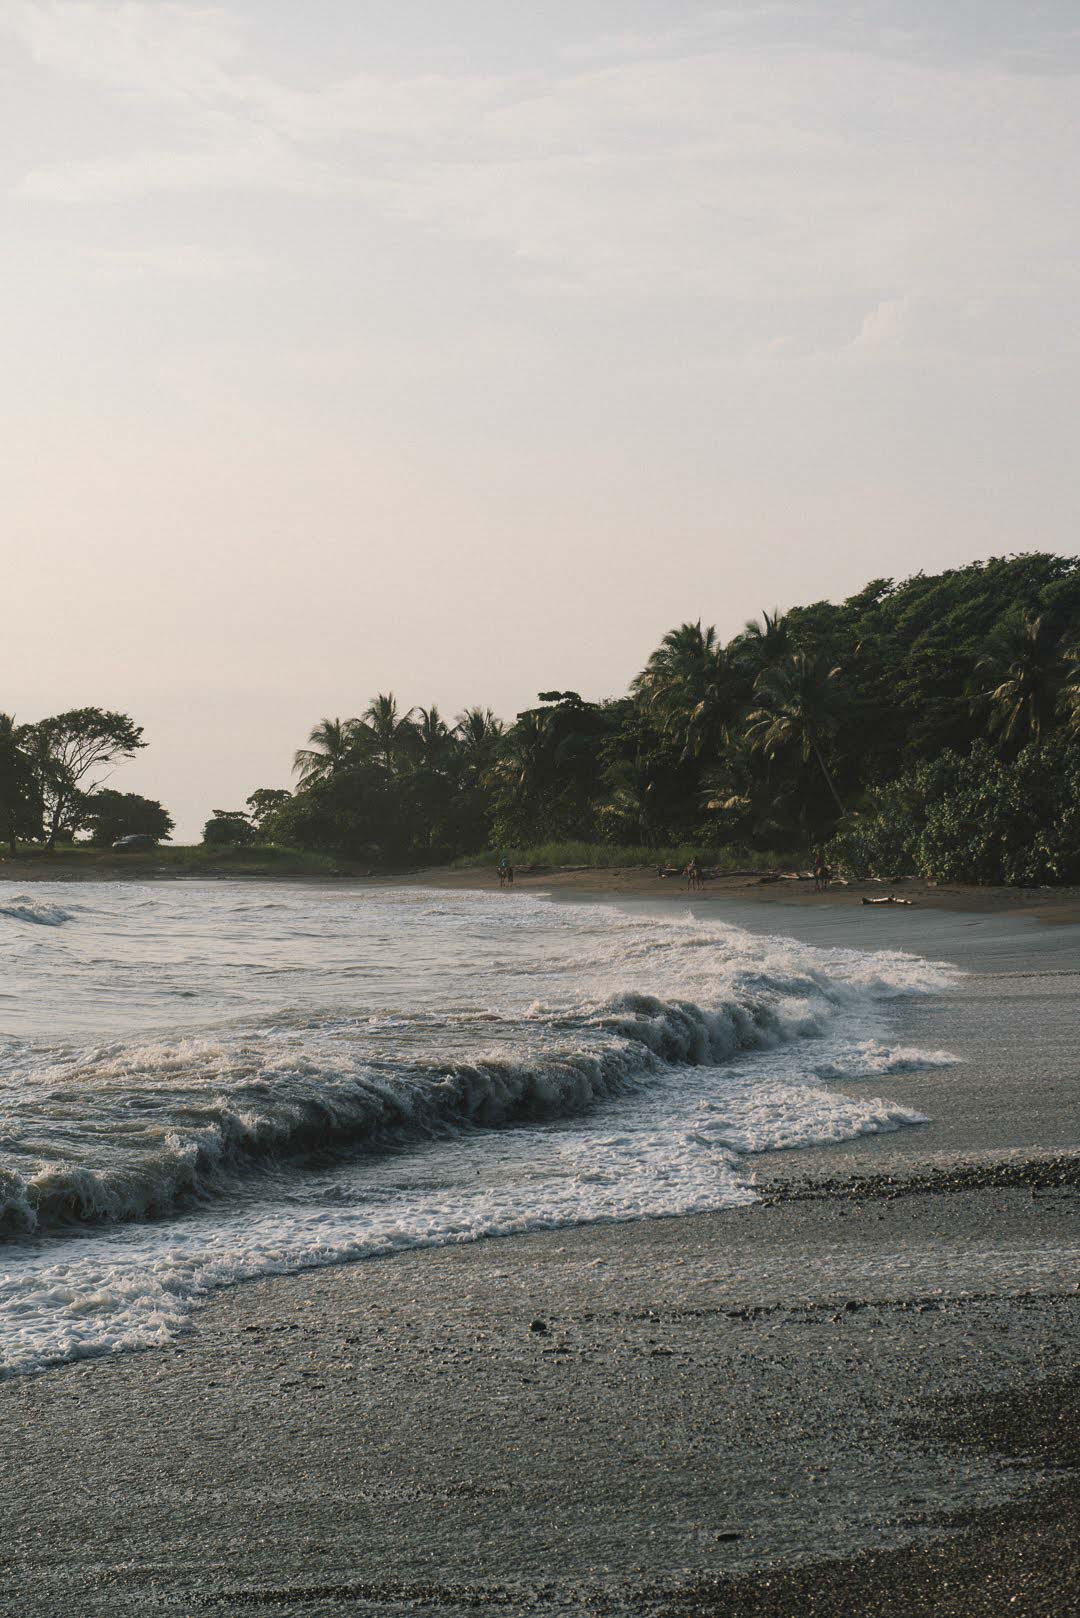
0, 881, 957, 1375
0, 896, 75, 926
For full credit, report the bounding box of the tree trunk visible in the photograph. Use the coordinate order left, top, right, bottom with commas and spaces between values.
46, 798, 63, 852
811, 738, 845, 816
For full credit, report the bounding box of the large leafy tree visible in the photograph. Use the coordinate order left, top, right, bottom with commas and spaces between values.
246, 788, 292, 832
202, 810, 256, 846
30, 709, 146, 850
0, 713, 41, 853
82, 790, 173, 847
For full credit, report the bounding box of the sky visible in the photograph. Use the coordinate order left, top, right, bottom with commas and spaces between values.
2, 1, 1078, 840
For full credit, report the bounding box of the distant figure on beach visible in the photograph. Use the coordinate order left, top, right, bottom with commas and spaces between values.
506, 862, 514, 887
497, 855, 509, 888
685, 858, 703, 892
814, 850, 830, 892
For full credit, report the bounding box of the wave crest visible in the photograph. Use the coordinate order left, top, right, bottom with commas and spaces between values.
0, 897, 74, 926
1, 985, 810, 1239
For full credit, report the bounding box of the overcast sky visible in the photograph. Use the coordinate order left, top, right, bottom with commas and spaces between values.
3, 1, 1078, 839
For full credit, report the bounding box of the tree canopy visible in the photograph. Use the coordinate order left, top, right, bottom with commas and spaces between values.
240, 554, 1079, 882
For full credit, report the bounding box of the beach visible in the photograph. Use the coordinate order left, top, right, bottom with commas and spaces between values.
409, 863, 1080, 926
3, 1171, 1075, 1616
5, 849, 1080, 925
1, 883, 1076, 1616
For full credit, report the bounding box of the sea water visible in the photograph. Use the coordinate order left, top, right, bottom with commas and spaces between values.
0, 880, 957, 1376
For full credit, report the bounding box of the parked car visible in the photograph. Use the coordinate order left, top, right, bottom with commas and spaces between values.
111, 834, 158, 852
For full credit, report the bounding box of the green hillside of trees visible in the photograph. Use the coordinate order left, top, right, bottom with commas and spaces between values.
234, 553, 1080, 884
4, 555, 1078, 884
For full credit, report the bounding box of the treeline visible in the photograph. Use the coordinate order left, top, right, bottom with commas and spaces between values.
221, 553, 1080, 885
0, 709, 172, 852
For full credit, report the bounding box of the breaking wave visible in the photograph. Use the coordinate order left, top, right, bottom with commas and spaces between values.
0, 881, 964, 1376
0, 896, 74, 927
0, 986, 824, 1239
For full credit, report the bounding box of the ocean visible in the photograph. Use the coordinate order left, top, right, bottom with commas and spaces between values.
0, 880, 959, 1378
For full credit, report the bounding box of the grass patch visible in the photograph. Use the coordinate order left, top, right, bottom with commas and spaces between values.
0, 844, 353, 880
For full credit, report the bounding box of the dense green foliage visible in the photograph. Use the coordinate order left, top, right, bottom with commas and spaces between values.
83, 790, 174, 847
830, 740, 1080, 885
202, 810, 258, 847
6, 555, 1078, 884
242, 554, 1080, 883
0, 708, 156, 853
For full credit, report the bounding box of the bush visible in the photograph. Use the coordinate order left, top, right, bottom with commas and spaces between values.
83, 790, 174, 847
829, 740, 1080, 885
202, 810, 256, 847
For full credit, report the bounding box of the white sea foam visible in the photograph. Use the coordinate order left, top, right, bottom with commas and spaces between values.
812, 1042, 959, 1080
0, 896, 74, 926
0, 881, 959, 1375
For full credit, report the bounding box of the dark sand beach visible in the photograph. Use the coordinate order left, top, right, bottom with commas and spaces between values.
409, 862, 1080, 926
5, 848, 1080, 925
2, 891, 1076, 1617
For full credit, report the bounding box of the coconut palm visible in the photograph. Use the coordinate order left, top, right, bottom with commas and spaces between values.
362, 693, 417, 776
414, 705, 453, 772
741, 608, 790, 664
975, 611, 1067, 750
744, 653, 846, 814
455, 707, 505, 777
1060, 645, 1080, 738
632, 621, 736, 762
292, 716, 359, 785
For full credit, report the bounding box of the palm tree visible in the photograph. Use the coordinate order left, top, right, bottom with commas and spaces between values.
414, 705, 452, 772
632, 621, 736, 762
362, 693, 417, 776
975, 611, 1067, 750
741, 608, 790, 665
744, 653, 846, 814
292, 716, 359, 785
455, 707, 505, 777
1060, 645, 1080, 738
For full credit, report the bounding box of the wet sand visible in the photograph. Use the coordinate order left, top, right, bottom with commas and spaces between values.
1, 897, 1076, 1617
409, 863, 1080, 925
2, 1174, 1075, 1617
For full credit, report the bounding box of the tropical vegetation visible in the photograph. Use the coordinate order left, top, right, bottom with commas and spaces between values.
228, 553, 1080, 885
5, 554, 1079, 885
0, 708, 164, 854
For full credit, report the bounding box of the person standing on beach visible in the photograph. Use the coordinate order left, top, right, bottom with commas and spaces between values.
497, 855, 508, 888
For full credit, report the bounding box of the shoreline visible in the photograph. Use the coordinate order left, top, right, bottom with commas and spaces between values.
5, 850, 1080, 922
407, 863, 1080, 924
3, 1173, 1075, 1616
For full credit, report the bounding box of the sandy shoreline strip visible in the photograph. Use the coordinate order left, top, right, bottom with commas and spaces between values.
406, 863, 1080, 925
5, 853, 1080, 923
3, 1170, 1076, 1617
